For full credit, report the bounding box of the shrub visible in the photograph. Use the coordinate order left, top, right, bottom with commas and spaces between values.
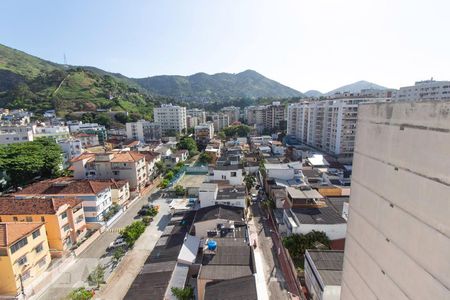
67, 287, 94, 300
121, 221, 146, 247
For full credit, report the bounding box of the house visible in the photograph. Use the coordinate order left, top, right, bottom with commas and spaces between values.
15, 178, 113, 225
140, 151, 162, 180
264, 161, 302, 181
58, 138, 84, 167
0, 222, 51, 297
197, 238, 255, 300
271, 187, 288, 208
204, 275, 257, 300
270, 140, 285, 156
73, 132, 100, 147
199, 183, 246, 208
286, 186, 324, 208
107, 179, 131, 205
304, 250, 344, 300
192, 205, 245, 238
71, 151, 148, 191
0, 197, 86, 257
208, 165, 243, 186
0, 125, 34, 144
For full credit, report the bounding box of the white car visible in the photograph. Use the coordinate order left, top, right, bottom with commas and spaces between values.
108, 237, 127, 250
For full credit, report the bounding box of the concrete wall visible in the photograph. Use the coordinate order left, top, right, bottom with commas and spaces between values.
341, 101, 450, 300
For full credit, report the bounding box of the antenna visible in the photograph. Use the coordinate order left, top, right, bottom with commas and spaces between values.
63, 53, 68, 68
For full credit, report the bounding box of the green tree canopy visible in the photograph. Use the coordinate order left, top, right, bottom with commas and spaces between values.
282, 231, 331, 268
177, 136, 198, 156
121, 221, 146, 247
67, 287, 93, 300
198, 152, 212, 164
171, 286, 194, 300
222, 125, 252, 137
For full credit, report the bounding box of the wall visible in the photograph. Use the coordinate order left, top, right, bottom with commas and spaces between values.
210, 169, 243, 185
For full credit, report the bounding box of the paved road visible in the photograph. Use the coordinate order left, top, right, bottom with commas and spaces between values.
37, 187, 160, 300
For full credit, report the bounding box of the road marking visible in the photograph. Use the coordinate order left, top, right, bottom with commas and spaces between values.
106, 228, 124, 233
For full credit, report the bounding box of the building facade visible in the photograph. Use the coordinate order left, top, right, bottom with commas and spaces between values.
220, 106, 240, 124
396, 79, 450, 101
186, 108, 206, 124
212, 114, 229, 132
126, 120, 162, 143
0, 125, 34, 144
154, 104, 187, 136
341, 101, 450, 300
195, 122, 214, 147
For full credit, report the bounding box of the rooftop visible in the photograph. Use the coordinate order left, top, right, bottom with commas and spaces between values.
290, 205, 346, 225
194, 205, 244, 223
16, 178, 112, 196
216, 185, 246, 200
0, 222, 44, 247
325, 197, 350, 216
0, 197, 82, 215
306, 250, 344, 286
213, 164, 243, 171
286, 186, 324, 200
204, 275, 257, 300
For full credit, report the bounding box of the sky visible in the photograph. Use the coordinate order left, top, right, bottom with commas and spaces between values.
1, 0, 449, 93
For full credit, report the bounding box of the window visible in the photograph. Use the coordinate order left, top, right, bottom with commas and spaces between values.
113, 171, 120, 176
35, 243, 43, 253
231, 172, 237, 177
63, 224, 70, 232
26, 216, 33, 222
21, 270, 31, 281
60, 212, 67, 219
41, 216, 45, 222
38, 257, 47, 268
10, 237, 29, 254
13, 216, 18, 222
32, 230, 41, 239
16, 255, 27, 266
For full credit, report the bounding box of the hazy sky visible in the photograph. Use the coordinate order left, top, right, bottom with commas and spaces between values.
1, 0, 449, 92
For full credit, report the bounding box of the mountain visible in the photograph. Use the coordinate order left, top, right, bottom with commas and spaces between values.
304, 90, 323, 98
133, 69, 303, 101
325, 80, 388, 96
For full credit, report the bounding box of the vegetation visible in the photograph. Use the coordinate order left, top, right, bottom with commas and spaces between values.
103, 204, 121, 221
142, 216, 152, 225
198, 152, 213, 164
244, 174, 256, 191
112, 247, 125, 265
222, 125, 252, 137
0, 138, 63, 188
261, 198, 275, 210
87, 264, 106, 289
174, 185, 186, 196
282, 231, 331, 268
171, 286, 194, 300
66, 287, 94, 300
159, 179, 170, 189
121, 221, 146, 247
177, 136, 198, 156
155, 160, 166, 175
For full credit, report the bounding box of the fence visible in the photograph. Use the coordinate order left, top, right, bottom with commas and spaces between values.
73, 229, 102, 256
185, 166, 208, 174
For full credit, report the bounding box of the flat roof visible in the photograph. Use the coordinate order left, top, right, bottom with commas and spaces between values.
194, 205, 244, 223
204, 275, 257, 300
306, 250, 344, 286
291, 205, 346, 225
287, 186, 324, 199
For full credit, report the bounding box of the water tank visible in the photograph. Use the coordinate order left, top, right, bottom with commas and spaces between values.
207, 240, 217, 251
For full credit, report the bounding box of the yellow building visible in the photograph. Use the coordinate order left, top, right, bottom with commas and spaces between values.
0, 197, 86, 257
0, 222, 51, 297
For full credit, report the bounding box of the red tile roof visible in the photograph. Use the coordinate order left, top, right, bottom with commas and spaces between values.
110, 151, 145, 163
0, 196, 82, 215
15, 178, 111, 196
140, 151, 161, 163
0, 222, 45, 247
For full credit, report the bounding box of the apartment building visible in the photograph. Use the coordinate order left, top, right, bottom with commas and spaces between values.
245, 105, 266, 132
341, 101, 450, 299
0, 197, 86, 256
186, 115, 199, 128
71, 151, 147, 191
186, 108, 206, 124
287, 96, 388, 163
195, 122, 214, 147
73, 132, 99, 147
245, 102, 286, 133
33, 124, 70, 140
0, 222, 51, 297
15, 178, 113, 224
396, 79, 450, 101
154, 104, 187, 135
212, 114, 229, 132
58, 139, 84, 164
126, 120, 162, 143
220, 106, 240, 124
0, 125, 34, 144
67, 122, 107, 144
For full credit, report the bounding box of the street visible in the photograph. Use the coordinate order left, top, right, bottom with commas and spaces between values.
36, 186, 165, 300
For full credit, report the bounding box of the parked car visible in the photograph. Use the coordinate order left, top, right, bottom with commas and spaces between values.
108, 237, 126, 250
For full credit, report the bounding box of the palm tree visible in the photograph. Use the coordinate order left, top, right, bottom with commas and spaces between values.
244, 174, 256, 192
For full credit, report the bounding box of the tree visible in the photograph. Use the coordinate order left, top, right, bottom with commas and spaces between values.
121, 221, 146, 247
177, 136, 198, 156
165, 171, 174, 181
282, 231, 331, 268
114, 112, 129, 124
94, 113, 112, 128
244, 174, 256, 192
198, 152, 212, 164
217, 131, 226, 140
174, 185, 185, 196
171, 286, 194, 300
112, 247, 125, 265
0, 138, 63, 187
88, 264, 106, 288
155, 161, 166, 175
160, 179, 169, 189
67, 287, 93, 300
223, 125, 252, 137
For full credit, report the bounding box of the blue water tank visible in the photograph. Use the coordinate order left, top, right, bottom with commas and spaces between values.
207, 240, 217, 251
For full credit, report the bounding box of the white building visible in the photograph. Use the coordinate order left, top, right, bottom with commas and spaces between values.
287, 96, 389, 162
33, 124, 70, 140
264, 162, 302, 181
304, 250, 343, 300
126, 120, 162, 143
212, 114, 229, 132
396, 79, 450, 101
0, 125, 34, 144
340, 101, 450, 300
58, 138, 84, 166
186, 108, 206, 124
198, 183, 246, 208
154, 104, 187, 136
220, 106, 240, 124
208, 165, 243, 186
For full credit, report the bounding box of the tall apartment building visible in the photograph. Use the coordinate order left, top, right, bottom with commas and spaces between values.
195, 122, 214, 147
220, 106, 240, 124
186, 115, 199, 128
154, 104, 187, 136
287, 96, 388, 162
245, 102, 286, 133
126, 120, 161, 143
341, 101, 450, 300
396, 79, 450, 101
212, 114, 229, 132
186, 108, 206, 124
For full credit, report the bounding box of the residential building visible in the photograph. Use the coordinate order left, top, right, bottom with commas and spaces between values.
140, 151, 162, 180
0, 197, 86, 256
154, 104, 187, 135
208, 165, 243, 186
186, 115, 199, 128
186, 108, 206, 124
126, 120, 162, 143
33, 124, 70, 140
0, 125, 34, 144
0, 222, 51, 297
287, 96, 389, 163
304, 250, 344, 300
195, 122, 214, 147
58, 138, 84, 165
107, 179, 130, 205
396, 79, 450, 101
245, 105, 266, 130
73, 132, 99, 147
264, 162, 302, 181
0, 109, 31, 125
264, 101, 286, 131
71, 151, 148, 191
192, 205, 245, 238
220, 106, 240, 124
198, 183, 246, 208
340, 101, 450, 300
204, 275, 257, 300
15, 178, 113, 224
212, 114, 229, 132
67, 122, 107, 144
